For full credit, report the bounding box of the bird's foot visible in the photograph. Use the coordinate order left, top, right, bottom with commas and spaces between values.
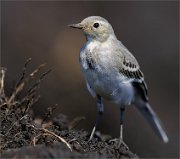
109, 138, 129, 150
118, 138, 129, 150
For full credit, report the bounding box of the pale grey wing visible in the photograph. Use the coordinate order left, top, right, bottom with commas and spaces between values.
116, 44, 168, 142
115, 41, 145, 80
118, 52, 149, 101
123, 57, 148, 100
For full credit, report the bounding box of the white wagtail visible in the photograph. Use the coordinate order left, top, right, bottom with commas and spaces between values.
69, 16, 169, 147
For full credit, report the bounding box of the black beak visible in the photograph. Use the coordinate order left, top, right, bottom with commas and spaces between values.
68, 23, 84, 29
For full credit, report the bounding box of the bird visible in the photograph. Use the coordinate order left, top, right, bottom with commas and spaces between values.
68, 16, 169, 147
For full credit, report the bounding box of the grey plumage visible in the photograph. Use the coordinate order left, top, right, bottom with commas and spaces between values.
134, 100, 169, 143
69, 16, 168, 143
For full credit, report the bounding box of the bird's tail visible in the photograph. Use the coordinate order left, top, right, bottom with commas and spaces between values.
135, 101, 169, 143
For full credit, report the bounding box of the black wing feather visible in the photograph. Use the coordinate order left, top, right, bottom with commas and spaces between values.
120, 56, 149, 101
132, 80, 149, 102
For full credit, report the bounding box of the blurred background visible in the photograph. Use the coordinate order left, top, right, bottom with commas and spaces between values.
1, 1, 179, 158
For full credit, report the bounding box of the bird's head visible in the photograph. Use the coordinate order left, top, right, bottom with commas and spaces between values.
68, 16, 115, 42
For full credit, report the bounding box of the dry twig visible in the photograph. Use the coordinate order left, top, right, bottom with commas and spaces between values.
3, 115, 28, 137
27, 124, 72, 151
0, 68, 6, 102
7, 63, 47, 106
15, 58, 32, 88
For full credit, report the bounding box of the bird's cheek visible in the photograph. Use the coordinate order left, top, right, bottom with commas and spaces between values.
100, 29, 108, 35
84, 27, 90, 34
85, 28, 94, 36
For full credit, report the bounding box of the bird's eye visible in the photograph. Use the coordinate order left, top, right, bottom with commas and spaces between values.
93, 23, 99, 28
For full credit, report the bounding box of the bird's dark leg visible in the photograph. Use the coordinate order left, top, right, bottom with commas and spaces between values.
89, 95, 104, 141
119, 107, 129, 149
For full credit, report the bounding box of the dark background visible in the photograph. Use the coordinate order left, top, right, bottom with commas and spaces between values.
1, 1, 179, 158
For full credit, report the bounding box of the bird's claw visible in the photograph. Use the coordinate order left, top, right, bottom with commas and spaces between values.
118, 139, 129, 150
109, 138, 129, 150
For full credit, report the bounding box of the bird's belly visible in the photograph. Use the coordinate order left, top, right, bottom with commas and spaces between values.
84, 69, 134, 105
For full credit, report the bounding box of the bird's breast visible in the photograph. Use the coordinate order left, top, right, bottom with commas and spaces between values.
79, 41, 134, 105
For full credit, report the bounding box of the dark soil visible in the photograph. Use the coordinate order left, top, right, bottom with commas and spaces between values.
0, 63, 139, 159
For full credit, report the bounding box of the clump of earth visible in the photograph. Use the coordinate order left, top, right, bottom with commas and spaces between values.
0, 62, 138, 159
